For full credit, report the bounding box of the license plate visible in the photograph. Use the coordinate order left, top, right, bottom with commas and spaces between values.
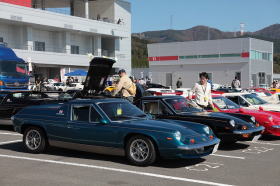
252, 134, 261, 142
212, 143, 219, 154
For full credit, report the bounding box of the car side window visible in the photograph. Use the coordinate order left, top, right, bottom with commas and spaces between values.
72, 105, 90, 122
143, 101, 171, 115
90, 106, 102, 123
4, 93, 24, 104
227, 96, 238, 105
238, 97, 249, 107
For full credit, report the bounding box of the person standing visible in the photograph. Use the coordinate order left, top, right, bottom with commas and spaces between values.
189, 72, 213, 109
231, 76, 241, 89
112, 69, 135, 102
176, 77, 183, 88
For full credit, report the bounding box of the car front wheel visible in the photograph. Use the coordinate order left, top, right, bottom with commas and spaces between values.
126, 135, 156, 166
23, 127, 47, 153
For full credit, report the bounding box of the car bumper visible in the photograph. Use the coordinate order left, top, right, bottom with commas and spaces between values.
264, 125, 280, 136
233, 126, 265, 135
218, 126, 264, 142
160, 138, 220, 159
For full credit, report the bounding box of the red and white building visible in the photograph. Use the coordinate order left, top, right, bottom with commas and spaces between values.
148, 38, 273, 88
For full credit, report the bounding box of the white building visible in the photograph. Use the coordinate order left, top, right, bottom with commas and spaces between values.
148, 38, 273, 88
0, 0, 131, 81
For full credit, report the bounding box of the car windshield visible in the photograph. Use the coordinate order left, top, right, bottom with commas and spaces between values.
243, 94, 267, 105
98, 101, 147, 121
213, 97, 240, 110
164, 98, 204, 113
54, 83, 65, 86
0, 61, 28, 77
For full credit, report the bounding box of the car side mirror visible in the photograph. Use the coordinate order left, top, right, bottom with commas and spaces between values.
147, 114, 155, 120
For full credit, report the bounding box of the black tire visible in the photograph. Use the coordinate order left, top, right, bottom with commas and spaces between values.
126, 135, 157, 166
23, 127, 48, 153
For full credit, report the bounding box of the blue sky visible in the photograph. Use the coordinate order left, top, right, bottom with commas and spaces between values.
127, 0, 280, 33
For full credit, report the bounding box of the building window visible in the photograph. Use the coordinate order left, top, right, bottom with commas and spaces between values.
0, 37, 3, 43
259, 72, 266, 85
71, 45, 79, 54
250, 50, 272, 61
34, 41, 45, 51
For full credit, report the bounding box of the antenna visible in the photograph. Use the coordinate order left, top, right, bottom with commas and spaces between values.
240, 23, 245, 36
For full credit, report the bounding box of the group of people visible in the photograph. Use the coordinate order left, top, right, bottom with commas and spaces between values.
66, 76, 79, 86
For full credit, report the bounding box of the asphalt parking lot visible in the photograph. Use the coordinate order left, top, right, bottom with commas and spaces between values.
0, 125, 279, 186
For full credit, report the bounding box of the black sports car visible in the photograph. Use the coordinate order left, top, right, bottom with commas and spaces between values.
138, 96, 264, 143
0, 91, 60, 125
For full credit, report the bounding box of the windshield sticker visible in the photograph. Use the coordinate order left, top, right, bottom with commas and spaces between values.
117, 108, 122, 115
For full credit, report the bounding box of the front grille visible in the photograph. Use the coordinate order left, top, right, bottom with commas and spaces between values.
5, 82, 27, 88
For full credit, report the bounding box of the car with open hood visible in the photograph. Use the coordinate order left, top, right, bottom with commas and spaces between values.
211, 95, 280, 136
12, 98, 220, 166
138, 96, 264, 143
0, 57, 116, 125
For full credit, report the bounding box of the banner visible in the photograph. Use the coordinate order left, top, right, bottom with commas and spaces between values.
0, 0, 32, 8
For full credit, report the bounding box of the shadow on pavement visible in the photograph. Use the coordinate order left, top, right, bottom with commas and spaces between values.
260, 135, 280, 141
218, 142, 249, 151
0, 125, 14, 132
0, 142, 205, 168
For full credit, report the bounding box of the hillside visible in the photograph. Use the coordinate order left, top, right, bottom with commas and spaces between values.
131, 24, 280, 72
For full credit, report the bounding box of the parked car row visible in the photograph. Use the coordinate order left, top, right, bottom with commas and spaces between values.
1, 57, 280, 167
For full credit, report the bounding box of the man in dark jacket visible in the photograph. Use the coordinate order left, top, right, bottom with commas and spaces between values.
176, 77, 183, 88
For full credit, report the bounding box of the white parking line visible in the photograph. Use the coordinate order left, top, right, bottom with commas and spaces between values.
0, 140, 22, 145
249, 141, 280, 146
0, 132, 22, 136
210, 154, 245, 160
0, 154, 234, 186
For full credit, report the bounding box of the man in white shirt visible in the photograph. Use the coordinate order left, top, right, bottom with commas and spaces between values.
189, 72, 214, 109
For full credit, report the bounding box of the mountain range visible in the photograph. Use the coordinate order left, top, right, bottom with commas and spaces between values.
132, 24, 280, 72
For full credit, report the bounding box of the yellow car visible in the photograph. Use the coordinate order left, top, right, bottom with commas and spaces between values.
270, 88, 280, 93
104, 86, 116, 93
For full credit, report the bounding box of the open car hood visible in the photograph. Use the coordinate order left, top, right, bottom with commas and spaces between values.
82, 57, 115, 94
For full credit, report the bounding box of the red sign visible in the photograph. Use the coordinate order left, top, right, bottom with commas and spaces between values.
0, 0, 32, 7
241, 52, 250, 58
148, 56, 179, 62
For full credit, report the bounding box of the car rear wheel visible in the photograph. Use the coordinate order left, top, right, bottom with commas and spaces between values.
23, 127, 47, 153
126, 135, 156, 166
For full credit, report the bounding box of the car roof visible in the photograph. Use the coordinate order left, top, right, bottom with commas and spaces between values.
141, 95, 183, 100
222, 92, 250, 96
68, 98, 126, 104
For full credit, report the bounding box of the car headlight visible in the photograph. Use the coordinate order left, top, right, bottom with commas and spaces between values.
229, 120, 235, 127
174, 131, 182, 141
268, 116, 273, 122
203, 126, 210, 134
251, 116, 256, 123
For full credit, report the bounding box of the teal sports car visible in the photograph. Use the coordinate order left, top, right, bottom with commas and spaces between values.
12, 98, 220, 166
